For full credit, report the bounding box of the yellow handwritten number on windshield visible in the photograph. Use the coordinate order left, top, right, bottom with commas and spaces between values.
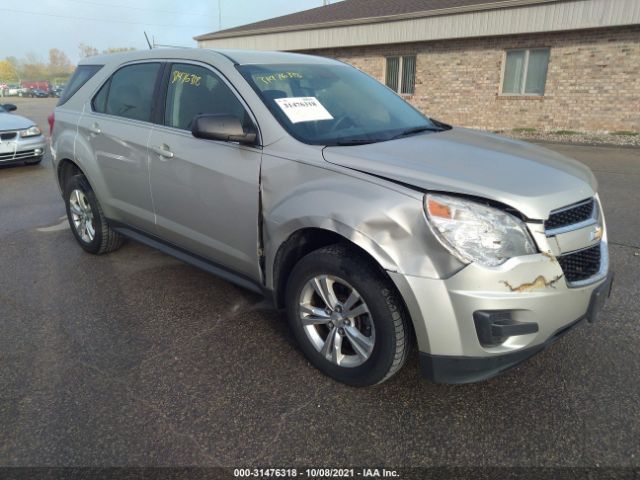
256, 72, 303, 86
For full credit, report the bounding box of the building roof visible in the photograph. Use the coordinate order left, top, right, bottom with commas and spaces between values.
195, 0, 558, 40
195, 0, 639, 52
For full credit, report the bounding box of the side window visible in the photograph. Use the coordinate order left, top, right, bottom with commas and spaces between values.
99, 63, 161, 122
165, 63, 247, 130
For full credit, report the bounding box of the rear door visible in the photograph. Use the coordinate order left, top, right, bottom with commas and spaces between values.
147, 61, 262, 281
77, 61, 162, 233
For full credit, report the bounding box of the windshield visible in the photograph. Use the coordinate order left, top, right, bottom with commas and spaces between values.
238, 63, 443, 146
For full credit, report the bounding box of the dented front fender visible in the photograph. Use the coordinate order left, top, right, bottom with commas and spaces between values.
260, 150, 465, 291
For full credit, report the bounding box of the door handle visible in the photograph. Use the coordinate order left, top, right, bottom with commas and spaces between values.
88, 123, 101, 135
151, 144, 174, 158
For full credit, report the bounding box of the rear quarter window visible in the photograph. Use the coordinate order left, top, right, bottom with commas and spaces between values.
57, 65, 103, 106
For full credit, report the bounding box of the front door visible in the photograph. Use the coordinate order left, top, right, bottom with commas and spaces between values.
148, 62, 262, 281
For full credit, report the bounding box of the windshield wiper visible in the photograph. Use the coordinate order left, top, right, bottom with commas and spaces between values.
390, 126, 443, 140
333, 125, 443, 146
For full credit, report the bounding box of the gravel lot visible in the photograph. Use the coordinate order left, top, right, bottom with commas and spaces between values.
1, 98, 639, 475
501, 130, 640, 148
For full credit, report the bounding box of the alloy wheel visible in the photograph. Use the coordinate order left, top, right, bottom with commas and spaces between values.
298, 275, 375, 368
69, 189, 95, 243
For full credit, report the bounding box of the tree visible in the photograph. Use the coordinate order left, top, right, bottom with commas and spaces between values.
21, 53, 47, 81
0, 60, 19, 83
5, 56, 20, 71
79, 43, 100, 58
49, 48, 73, 77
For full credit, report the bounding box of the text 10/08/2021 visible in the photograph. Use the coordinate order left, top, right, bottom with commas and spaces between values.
233, 468, 400, 478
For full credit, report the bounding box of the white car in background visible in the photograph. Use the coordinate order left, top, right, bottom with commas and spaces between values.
7, 86, 23, 96
0, 103, 46, 166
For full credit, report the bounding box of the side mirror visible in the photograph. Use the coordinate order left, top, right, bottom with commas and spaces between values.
2, 104, 17, 112
191, 114, 257, 145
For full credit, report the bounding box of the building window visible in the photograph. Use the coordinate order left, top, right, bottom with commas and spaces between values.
502, 48, 550, 96
386, 56, 416, 95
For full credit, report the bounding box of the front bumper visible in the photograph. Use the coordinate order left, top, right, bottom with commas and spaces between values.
389, 243, 612, 384
0, 134, 46, 165
419, 272, 613, 383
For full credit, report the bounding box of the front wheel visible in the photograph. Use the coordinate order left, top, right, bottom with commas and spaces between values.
285, 245, 411, 386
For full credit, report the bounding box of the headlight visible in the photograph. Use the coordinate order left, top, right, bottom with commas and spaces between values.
424, 193, 537, 267
20, 126, 41, 138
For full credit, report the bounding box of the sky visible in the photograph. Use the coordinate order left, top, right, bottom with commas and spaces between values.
1, 0, 341, 63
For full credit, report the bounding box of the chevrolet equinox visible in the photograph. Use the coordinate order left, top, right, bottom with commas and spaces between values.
50, 49, 613, 385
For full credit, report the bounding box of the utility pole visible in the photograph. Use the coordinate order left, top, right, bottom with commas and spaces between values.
218, 0, 222, 30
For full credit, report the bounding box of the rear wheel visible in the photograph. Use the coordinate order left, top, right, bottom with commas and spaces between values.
64, 174, 123, 254
285, 244, 411, 386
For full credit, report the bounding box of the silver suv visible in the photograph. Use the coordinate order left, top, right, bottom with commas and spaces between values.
50, 49, 612, 385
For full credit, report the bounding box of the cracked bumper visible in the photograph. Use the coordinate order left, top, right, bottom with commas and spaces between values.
389, 245, 612, 384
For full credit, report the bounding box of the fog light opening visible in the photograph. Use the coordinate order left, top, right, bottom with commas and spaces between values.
473, 310, 539, 347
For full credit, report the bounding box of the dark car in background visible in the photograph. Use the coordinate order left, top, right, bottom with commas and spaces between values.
20, 88, 48, 98
30, 89, 49, 98
49, 86, 65, 98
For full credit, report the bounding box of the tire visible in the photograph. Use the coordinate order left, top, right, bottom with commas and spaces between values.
64, 174, 123, 254
285, 244, 411, 386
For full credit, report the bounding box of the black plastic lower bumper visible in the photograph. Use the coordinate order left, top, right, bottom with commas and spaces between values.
420, 273, 614, 384
0, 154, 43, 167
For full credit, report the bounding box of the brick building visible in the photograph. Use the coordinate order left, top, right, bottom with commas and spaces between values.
195, 0, 640, 134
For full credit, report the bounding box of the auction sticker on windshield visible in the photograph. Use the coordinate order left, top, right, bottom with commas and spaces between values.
274, 97, 334, 124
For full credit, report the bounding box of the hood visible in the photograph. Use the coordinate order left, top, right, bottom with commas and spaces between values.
0, 112, 36, 131
323, 128, 596, 220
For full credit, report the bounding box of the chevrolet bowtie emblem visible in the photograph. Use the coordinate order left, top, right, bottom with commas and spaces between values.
590, 225, 603, 241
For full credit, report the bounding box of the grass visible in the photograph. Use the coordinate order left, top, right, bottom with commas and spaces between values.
552, 130, 581, 135
512, 127, 537, 133
610, 131, 639, 136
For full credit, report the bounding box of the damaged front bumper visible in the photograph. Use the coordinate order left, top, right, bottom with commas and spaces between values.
389, 242, 612, 384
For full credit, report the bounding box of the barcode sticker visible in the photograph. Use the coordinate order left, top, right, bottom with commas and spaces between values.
274, 97, 334, 124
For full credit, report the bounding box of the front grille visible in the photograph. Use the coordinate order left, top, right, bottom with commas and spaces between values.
0, 132, 17, 141
545, 198, 595, 231
558, 244, 601, 283
0, 149, 36, 161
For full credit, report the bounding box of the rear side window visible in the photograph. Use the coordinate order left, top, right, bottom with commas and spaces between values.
58, 65, 103, 106
93, 63, 161, 122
